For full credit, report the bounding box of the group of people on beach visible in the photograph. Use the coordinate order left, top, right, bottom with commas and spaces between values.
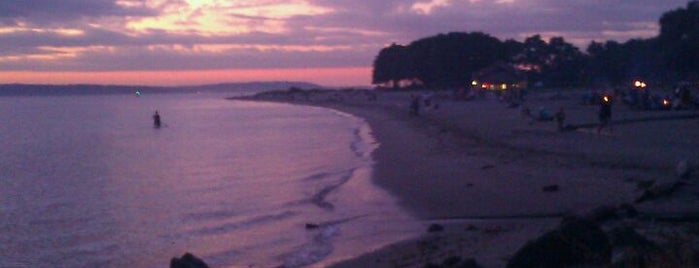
412, 90, 615, 134
523, 94, 613, 133
409, 93, 439, 116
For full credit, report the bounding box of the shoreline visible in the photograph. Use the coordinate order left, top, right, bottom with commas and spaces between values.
232, 88, 699, 267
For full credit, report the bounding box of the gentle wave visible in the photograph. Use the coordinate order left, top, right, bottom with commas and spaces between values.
189, 210, 300, 236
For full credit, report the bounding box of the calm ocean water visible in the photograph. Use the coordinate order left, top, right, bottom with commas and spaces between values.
0, 92, 419, 267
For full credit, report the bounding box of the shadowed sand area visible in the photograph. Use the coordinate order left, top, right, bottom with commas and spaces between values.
234, 89, 699, 267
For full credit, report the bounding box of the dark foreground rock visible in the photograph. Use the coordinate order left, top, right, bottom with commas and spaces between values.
506, 216, 611, 268
428, 223, 445, 233
424, 256, 482, 268
170, 252, 210, 268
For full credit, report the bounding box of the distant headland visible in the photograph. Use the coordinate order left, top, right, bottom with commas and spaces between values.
0, 81, 322, 96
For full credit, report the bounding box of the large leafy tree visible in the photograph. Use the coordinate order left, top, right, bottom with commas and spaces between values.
658, 0, 699, 80
372, 32, 508, 89
587, 40, 629, 86
408, 32, 508, 88
372, 43, 413, 88
542, 37, 587, 87
371, 2, 699, 89
513, 35, 585, 87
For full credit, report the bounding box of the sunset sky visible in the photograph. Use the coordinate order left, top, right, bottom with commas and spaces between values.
0, 0, 690, 87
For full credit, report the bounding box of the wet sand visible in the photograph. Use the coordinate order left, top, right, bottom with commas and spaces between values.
235, 89, 699, 267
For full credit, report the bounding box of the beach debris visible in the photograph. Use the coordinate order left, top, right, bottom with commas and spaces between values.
423, 256, 482, 268
587, 205, 619, 223
170, 252, 210, 268
636, 179, 656, 190
635, 179, 686, 203
586, 204, 639, 223
428, 223, 444, 233
459, 258, 482, 268
305, 215, 368, 230
443, 256, 482, 268
442, 256, 462, 266
506, 216, 611, 268
305, 223, 320, 230
609, 226, 669, 267
542, 184, 559, 192
480, 164, 495, 170
482, 226, 506, 235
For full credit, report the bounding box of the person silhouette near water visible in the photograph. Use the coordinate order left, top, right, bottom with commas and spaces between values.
153, 111, 161, 128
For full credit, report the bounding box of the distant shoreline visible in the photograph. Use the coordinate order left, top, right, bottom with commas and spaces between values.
0, 81, 323, 96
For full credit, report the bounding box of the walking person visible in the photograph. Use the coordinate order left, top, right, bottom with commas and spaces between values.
597, 95, 612, 134
555, 107, 566, 131
409, 94, 420, 116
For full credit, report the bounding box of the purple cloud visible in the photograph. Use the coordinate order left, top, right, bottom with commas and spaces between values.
0, 0, 691, 74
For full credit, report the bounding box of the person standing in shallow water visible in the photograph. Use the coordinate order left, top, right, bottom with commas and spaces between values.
153, 110, 161, 128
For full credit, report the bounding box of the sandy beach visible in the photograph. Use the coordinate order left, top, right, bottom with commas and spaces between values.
236, 88, 699, 267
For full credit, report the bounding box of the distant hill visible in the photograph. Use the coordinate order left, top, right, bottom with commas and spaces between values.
0, 81, 323, 96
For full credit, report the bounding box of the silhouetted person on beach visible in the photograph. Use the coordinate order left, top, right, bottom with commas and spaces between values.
153, 110, 161, 128
409, 94, 420, 116
555, 108, 566, 131
597, 95, 612, 134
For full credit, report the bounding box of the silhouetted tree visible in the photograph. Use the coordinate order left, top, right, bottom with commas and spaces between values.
372, 43, 414, 88
407, 32, 507, 88
512, 35, 585, 87
371, 2, 699, 89
543, 37, 587, 87
624, 38, 664, 82
512, 35, 549, 86
658, 0, 699, 80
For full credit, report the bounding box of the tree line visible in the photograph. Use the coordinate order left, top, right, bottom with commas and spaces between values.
372, 1, 699, 89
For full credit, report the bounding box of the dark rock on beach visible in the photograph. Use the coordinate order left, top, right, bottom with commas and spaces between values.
587, 205, 619, 223
608, 226, 670, 267
428, 223, 444, 233
305, 223, 321, 229
541, 184, 559, 192
635, 179, 686, 203
170, 253, 210, 268
585, 203, 639, 223
424, 257, 482, 268
506, 217, 611, 268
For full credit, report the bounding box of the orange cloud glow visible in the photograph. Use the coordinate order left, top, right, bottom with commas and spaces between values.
125, 0, 332, 35
0, 67, 372, 87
